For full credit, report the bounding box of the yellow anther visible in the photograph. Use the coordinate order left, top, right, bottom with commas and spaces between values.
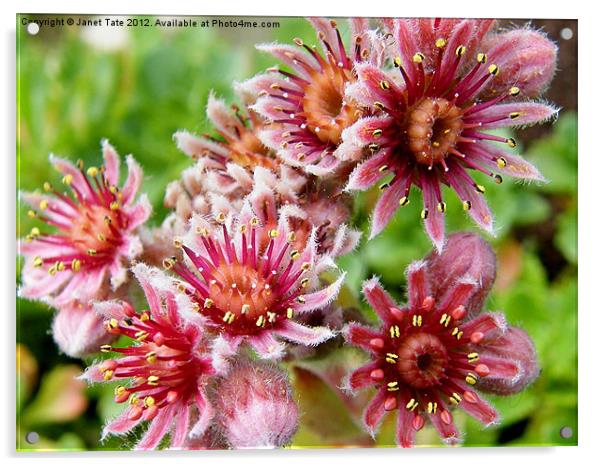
488, 64, 499, 76
27, 210, 37, 218
62, 174, 73, 185
103, 370, 114, 381
215, 212, 226, 223
373, 101, 385, 111
368, 143, 380, 153
477, 52, 487, 64
239, 224, 248, 234
387, 381, 399, 391
267, 311, 277, 323
455, 45, 467, 56
86, 166, 99, 177
241, 304, 250, 314
437, 202, 446, 213
108, 318, 119, 329
129, 394, 140, 406
147, 375, 160, 386
222, 312, 236, 324
379, 182, 390, 191
432, 141, 440, 148
287, 231, 296, 243
452, 327, 459, 336
465, 373, 478, 385
30, 227, 40, 237
43, 182, 52, 192
33, 256, 43, 268
440, 313, 451, 326
509, 86, 520, 96
173, 237, 183, 248
510, 112, 521, 119
286, 307, 294, 319
97, 233, 106, 242
493, 174, 503, 184
463, 200, 472, 211
412, 52, 425, 63
39, 199, 49, 210
256, 315, 265, 327
296, 296, 306, 304
301, 262, 311, 271
450, 393, 462, 405
268, 229, 279, 238
204, 298, 214, 309
250, 217, 259, 227
140, 311, 151, 322
146, 352, 157, 364
385, 353, 398, 364
373, 129, 383, 138
162, 257, 175, 269
135, 331, 149, 341
100, 344, 112, 353
468, 352, 479, 363
412, 315, 423, 327
378, 165, 388, 173
48, 264, 58, 276
399, 196, 410, 207
109, 201, 120, 211
475, 184, 486, 194
389, 325, 400, 338
427, 401, 438, 414
109, 185, 119, 194
497, 157, 507, 169
115, 385, 126, 396
301, 278, 310, 288
394, 56, 403, 67
456, 331, 464, 340
56, 261, 65, 272
420, 208, 429, 220
379, 80, 391, 90
435, 38, 446, 48
406, 399, 419, 411
144, 396, 155, 407
506, 137, 517, 148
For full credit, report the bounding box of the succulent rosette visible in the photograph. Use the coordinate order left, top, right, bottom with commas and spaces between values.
344, 232, 539, 447
342, 19, 558, 248
81, 264, 215, 450
19, 140, 151, 307
168, 201, 346, 373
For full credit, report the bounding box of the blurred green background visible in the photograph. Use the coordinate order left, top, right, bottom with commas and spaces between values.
16, 15, 577, 450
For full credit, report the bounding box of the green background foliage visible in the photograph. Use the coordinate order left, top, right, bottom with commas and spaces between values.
16, 15, 577, 450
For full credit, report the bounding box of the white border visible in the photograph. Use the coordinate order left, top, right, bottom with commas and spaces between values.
2, 1, 594, 465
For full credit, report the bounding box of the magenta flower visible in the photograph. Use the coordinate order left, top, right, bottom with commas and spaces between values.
343, 19, 558, 248
19, 140, 151, 307
343, 232, 539, 447
250, 18, 385, 176
81, 264, 215, 450
212, 359, 299, 448
169, 203, 346, 373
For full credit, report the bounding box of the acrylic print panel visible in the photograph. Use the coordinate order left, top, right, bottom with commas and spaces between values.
16, 14, 577, 451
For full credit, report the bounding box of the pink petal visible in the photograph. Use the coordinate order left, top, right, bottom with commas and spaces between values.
206, 93, 239, 140
438, 20, 474, 79
126, 194, 152, 230
170, 404, 191, 449
101, 409, 142, 440
396, 406, 418, 448
459, 389, 500, 426
362, 276, 397, 321
135, 404, 176, 450
248, 332, 286, 359
307, 17, 340, 63
406, 260, 430, 310
467, 141, 546, 182
355, 62, 404, 111
345, 149, 391, 192
255, 43, 315, 79
392, 20, 419, 84
427, 407, 461, 445
101, 139, 120, 186
363, 388, 388, 436
343, 323, 383, 352
369, 169, 411, 239
189, 391, 214, 438
347, 362, 381, 392
471, 102, 558, 130
420, 171, 446, 252
210, 334, 242, 375
295, 272, 346, 314
49, 154, 94, 200
461, 312, 507, 342
304, 154, 343, 177
121, 155, 143, 206
173, 130, 229, 159
274, 320, 334, 346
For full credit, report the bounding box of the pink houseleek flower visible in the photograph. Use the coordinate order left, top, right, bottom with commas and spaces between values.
81, 264, 215, 450
343, 19, 558, 248
19, 140, 151, 307
251, 18, 385, 177
167, 203, 345, 373
343, 232, 539, 447
213, 359, 299, 448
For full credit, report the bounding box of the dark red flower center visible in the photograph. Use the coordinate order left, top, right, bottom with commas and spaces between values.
397, 332, 449, 389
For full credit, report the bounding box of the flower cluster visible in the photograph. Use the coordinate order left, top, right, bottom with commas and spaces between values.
18, 17, 557, 449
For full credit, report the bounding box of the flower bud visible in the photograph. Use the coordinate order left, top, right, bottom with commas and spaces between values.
52, 303, 115, 358
213, 360, 299, 448
477, 327, 540, 395
426, 232, 497, 317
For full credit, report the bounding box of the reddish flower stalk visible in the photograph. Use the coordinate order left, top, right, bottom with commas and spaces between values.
82, 264, 215, 450
344, 232, 539, 447
19, 140, 150, 307
168, 203, 345, 373
343, 19, 557, 248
